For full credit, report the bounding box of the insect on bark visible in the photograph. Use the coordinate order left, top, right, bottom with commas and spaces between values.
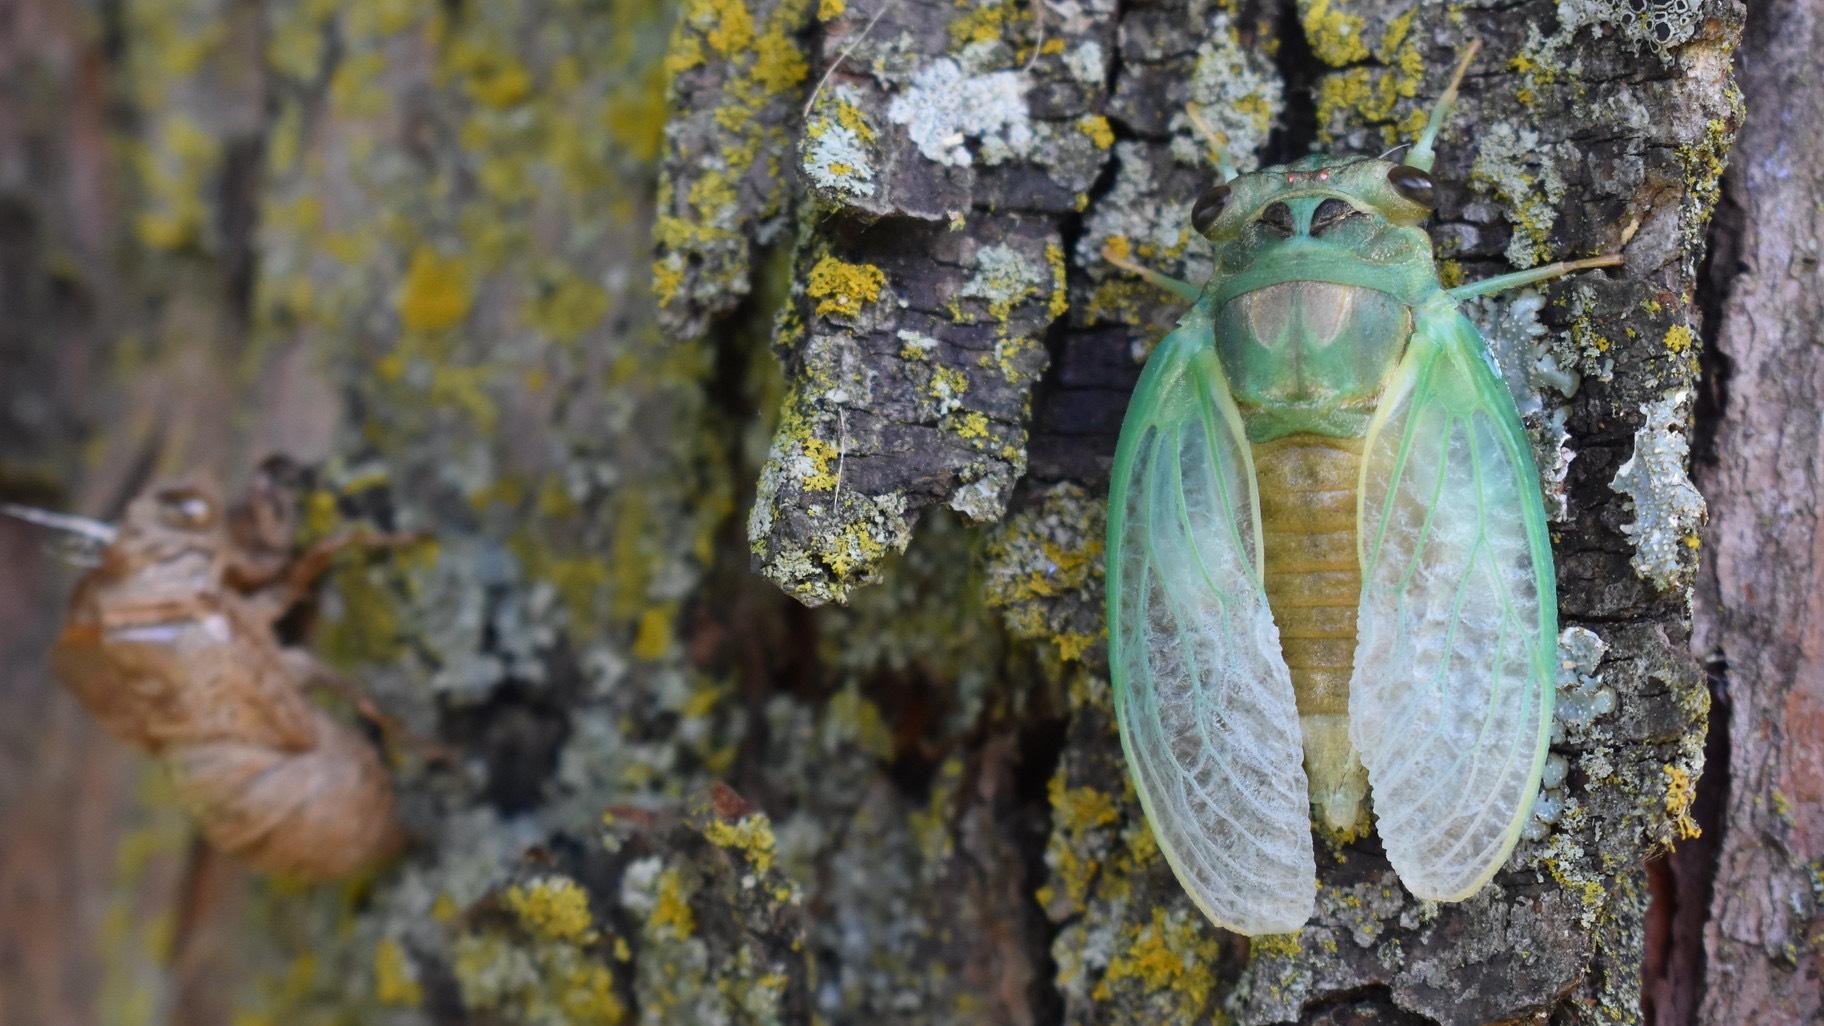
8, 465, 414, 880
1103, 42, 1618, 935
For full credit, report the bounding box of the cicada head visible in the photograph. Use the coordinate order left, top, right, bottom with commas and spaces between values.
97, 479, 233, 596
1188, 41, 1480, 311
1193, 154, 1441, 306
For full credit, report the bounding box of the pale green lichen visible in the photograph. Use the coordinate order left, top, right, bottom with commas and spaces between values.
1611, 390, 1706, 591
1171, 15, 1283, 168
960, 243, 1051, 326
803, 83, 879, 199
1468, 291, 1580, 520
1470, 121, 1571, 269
886, 58, 1034, 168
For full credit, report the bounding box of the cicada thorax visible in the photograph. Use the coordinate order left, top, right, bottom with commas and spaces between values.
1212, 279, 1417, 835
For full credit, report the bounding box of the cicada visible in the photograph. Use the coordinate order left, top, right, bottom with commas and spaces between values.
7, 465, 417, 880
1104, 43, 1617, 935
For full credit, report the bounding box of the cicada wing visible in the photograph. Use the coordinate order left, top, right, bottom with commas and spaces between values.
1351, 306, 1557, 901
1108, 312, 1316, 936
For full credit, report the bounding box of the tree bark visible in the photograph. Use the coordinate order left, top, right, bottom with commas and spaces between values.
1690, 0, 1824, 1022
0, 0, 1744, 1024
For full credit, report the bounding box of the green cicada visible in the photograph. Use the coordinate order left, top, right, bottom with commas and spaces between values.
1104, 43, 1617, 936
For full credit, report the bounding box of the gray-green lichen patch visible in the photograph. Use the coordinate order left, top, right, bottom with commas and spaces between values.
654, 0, 819, 337
1555, 625, 1618, 732
1469, 121, 1573, 270
750, 218, 1065, 606
1167, 13, 1285, 170
1232, 867, 1591, 1026
886, 59, 1034, 167
754, 0, 1117, 606
1077, 142, 1211, 335
1610, 389, 1706, 592
981, 482, 1106, 668
1470, 291, 1581, 520
1525, 627, 1615, 842
802, 83, 878, 199
1557, 0, 1713, 56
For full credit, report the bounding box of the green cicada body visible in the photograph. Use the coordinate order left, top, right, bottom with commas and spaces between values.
1106, 46, 1615, 936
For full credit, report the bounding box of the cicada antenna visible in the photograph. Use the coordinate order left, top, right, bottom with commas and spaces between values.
803, 0, 898, 119
0, 502, 118, 545
1185, 103, 1239, 182
1407, 39, 1481, 173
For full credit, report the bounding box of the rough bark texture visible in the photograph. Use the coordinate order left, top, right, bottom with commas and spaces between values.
1689, 0, 1824, 1021
0, 0, 1748, 1025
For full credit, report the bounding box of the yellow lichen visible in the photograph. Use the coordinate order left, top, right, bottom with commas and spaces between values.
1665, 765, 1702, 841
704, 813, 778, 873
555, 962, 625, 1025
1095, 907, 1223, 1005
954, 411, 991, 439
1046, 242, 1070, 320
1301, 0, 1369, 65
800, 436, 840, 491
1055, 630, 1095, 662
1664, 324, 1696, 354
398, 247, 473, 331
806, 256, 886, 318
506, 876, 600, 944
1077, 114, 1115, 149
527, 271, 611, 343
631, 605, 676, 660
1249, 931, 1303, 958
650, 869, 697, 939
373, 938, 423, 1008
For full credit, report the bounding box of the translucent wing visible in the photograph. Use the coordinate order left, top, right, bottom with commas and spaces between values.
1107, 310, 1316, 936
1351, 305, 1556, 901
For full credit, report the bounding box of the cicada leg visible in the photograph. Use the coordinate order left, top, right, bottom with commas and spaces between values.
1101, 244, 1202, 303
279, 648, 456, 766
1447, 253, 1624, 301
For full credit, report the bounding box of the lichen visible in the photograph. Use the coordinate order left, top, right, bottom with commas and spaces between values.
886, 58, 1034, 168
805, 255, 887, 319
703, 813, 779, 874
1468, 291, 1580, 520
506, 876, 600, 945
1470, 121, 1571, 269
1610, 389, 1706, 591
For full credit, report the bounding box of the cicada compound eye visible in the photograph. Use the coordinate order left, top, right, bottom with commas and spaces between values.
1190, 183, 1233, 235
1387, 165, 1436, 208
155, 488, 217, 530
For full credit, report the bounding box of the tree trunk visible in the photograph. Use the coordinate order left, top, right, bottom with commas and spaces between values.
1689, 0, 1824, 1022
0, 0, 1746, 1023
